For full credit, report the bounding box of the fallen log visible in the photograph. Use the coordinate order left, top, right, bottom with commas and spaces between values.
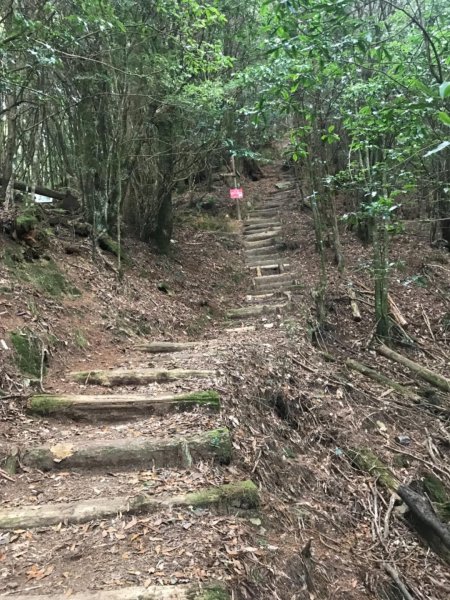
345, 359, 422, 402
345, 359, 449, 420
349, 447, 450, 562
377, 344, 450, 393
398, 485, 450, 560
134, 341, 198, 353
0, 175, 77, 203
70, 368, 215, 386
0, 480, 259, 529
18, 428, 231, 471
348, 448, 400, 490
7, 583, 230, 600
27, 390, 220, 418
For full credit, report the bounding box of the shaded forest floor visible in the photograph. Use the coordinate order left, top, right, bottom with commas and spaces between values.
1, 163, 450, 599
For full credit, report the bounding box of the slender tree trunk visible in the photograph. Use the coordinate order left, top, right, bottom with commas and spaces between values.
153, 118, 174, 254
373, 215, 390, 338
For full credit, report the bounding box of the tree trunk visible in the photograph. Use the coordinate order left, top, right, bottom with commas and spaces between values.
153, 118, 174, 253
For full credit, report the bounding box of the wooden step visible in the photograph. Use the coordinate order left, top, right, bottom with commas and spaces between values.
247, 262, 289, 271
275, 181, 295, 190
254, 273, 293, 287
245, 293, 276, 304
70, 368, 214, 387
8, 583, 230, 600
244, 229, 281, 242
245, 217, 279, 225
13, 428, 231, 472
248, 202, 282, 211
0, 480, 259, 529
249, 209, 279, 218
244, 221, 281, 232
27, 390, 220, 418
243, 238, 275, 250
246, 255, 283, 266
224, 325, 256, 334
245, 246, 279, 258
226, 303, 286, 319
134, 341, 198, 353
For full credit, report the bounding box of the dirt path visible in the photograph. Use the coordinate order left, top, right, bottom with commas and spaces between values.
0, 165, 299, 599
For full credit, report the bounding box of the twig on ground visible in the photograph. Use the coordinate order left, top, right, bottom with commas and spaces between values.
0, 468, 15, 482
383, 563, 415, 600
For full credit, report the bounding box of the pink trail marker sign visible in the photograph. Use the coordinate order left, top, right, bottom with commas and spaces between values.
229, 188, 244, 199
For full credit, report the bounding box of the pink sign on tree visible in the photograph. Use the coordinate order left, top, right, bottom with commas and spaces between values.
229, 188, 243, 199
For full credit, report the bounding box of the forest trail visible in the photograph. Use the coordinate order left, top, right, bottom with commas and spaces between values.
0, 166, 297, 599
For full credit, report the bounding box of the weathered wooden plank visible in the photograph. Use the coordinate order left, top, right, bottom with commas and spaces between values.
28, 390, 220, 418
70, 368, 214, 386
19, 428, 231, 471
0, 480, 259, 529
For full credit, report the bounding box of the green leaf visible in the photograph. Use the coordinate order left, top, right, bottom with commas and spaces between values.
438, 112, 450, 127
439, 82, 450, 99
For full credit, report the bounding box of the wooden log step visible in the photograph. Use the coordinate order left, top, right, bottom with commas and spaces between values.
275, 181, 295, 190
224, 325, 256, 334
8, 584, 230, 600
251, 202, 282, 210
243, 238, 275, 249
246, 217, 279, 225
249, 209, 279, 218
0, 480, 259, 529
254, 273, 293, 287
70, 368, 214, 387
254, 283, 293, 293
134, 341, 198, 353
245, 246, 280, 257
247, 262, 289, 270
27, 390, 220, 418
245, 221, 281, 232
15, 428, 231, 472
244, 229, 281, 242
245, 293, 276, 304
226, 303, 286, 319
246, 255, 283, 266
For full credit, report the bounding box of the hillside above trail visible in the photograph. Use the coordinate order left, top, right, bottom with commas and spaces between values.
1, 162, 450, 600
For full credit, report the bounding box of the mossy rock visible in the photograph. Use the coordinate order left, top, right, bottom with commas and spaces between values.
15, 207, 40, 236
11, 331, 44, 378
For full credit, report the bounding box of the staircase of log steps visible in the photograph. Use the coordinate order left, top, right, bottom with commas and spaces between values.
227, 175, 296, 322
0, 341, 258, 600
0, 172, 296, 600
